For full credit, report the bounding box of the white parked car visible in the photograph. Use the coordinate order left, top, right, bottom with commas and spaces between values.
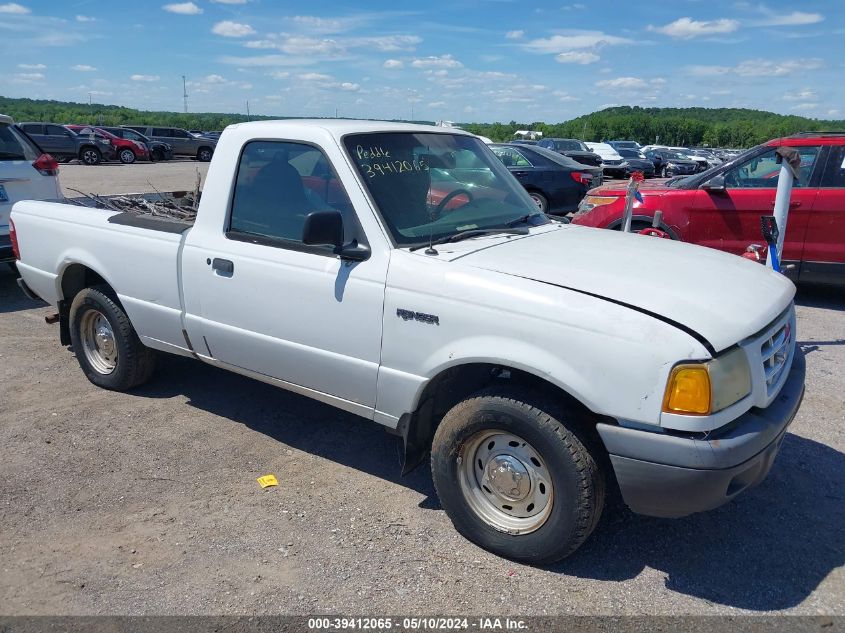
0, 114, 61, 265
585, 142, 627, 178
11, 120, 804, 563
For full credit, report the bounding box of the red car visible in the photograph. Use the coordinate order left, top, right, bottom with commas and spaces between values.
571, 132, 845, 286
66, 125, 150, 164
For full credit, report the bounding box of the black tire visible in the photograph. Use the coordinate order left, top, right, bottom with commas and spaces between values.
197, 147, 213, 162
431, 389, 605, 564
69, 285, 156, 391
527, 191, 548, 213
80, 147, 101, 166
118, 148, 136, 164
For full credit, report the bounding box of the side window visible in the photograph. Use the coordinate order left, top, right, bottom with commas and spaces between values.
228, 141, 355, 249
152, 128, 171, 137
491, 146, 532, 167
725, 147, 820, 188
46, 125, 69, 136
21, 124, 42, 134
820, 146, 845, 188
170, 129, 191, 139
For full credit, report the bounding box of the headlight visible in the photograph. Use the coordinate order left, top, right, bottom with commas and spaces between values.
579, 195, 619, 212
662, 347, 751, 416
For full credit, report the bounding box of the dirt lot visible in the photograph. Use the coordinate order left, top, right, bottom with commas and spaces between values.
1, 162, 843, 616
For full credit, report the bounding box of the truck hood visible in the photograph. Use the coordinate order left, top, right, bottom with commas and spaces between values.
453, 225, 795, 353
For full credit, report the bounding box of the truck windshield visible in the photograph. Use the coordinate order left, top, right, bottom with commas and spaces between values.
344, 132, 547, 247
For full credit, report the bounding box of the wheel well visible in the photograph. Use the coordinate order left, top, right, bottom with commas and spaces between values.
197, 145, 212, 155
606, 215, 680, 240
57, 264, 111, 345
397, 363, 603, 474
79, 144, 100, 155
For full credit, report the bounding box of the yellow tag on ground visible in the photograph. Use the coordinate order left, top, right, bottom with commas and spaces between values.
257, 474, 278, 488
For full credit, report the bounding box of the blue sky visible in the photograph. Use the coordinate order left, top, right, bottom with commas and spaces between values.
1, 0, 842, 122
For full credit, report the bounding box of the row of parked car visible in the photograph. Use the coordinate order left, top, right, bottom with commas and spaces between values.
487, 137, 746, 215
15, 122, 219, 166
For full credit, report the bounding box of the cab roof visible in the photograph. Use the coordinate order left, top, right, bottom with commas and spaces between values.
224, 119, 475, 140
768, 132, 845, 146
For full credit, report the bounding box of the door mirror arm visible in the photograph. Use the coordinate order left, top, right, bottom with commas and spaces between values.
701, 174, 726, 192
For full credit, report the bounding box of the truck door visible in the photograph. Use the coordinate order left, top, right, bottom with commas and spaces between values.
690, 145, 821, 269
182, 140, 387, 412
800, 145, 845, 284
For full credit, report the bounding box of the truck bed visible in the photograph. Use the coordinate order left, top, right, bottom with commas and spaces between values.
65, 191, 197, 234
12, 195, 193, 355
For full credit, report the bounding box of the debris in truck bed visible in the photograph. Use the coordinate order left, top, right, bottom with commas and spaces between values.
65, 187, 200, 222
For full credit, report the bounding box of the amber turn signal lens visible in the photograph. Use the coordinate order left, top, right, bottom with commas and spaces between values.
663, 365, 711, 415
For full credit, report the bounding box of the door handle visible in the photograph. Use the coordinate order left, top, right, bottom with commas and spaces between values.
512, 171, 527, 177
211, 258, 234, 275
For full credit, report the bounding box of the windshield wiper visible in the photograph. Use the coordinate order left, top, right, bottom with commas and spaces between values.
409, 228, 529, 252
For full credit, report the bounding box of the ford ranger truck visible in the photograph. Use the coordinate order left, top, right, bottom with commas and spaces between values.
11, 120, 805, 564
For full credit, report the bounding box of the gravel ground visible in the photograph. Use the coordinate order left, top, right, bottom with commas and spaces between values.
0, 163, 842, 616
59, 160, 210, 197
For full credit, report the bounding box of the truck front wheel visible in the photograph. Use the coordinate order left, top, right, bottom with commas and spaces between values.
69, 286, 156, 391
431, 390, 604, 563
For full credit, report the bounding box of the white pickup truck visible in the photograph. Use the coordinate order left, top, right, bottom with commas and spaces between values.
11, 120, 804, 563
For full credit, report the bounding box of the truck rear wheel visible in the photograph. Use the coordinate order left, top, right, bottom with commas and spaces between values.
69, 286, 156, 391
431, 390, 604, 564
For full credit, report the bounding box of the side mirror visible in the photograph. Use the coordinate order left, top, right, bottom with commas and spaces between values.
302, 210, 372, 262
702, 175, 726, 192
302, 210, 343, 249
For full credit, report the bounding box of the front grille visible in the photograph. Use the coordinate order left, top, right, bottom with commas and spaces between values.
760, 321, 792, 396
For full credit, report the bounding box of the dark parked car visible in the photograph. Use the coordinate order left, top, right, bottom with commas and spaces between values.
490, 143, 602, 214
100, 127, 173, 161
124, 125, 216, 161
510, 139, 538, 146
536, 138, 602, 167
66, 125, 150, 165
616, 148, 656, 177
17, 122, 116, 165
643, 149, 699, 177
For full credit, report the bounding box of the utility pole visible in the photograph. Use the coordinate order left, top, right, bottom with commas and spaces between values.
246, 100, 250, 121
182, 75, 188, 113
88, 92, 92, 122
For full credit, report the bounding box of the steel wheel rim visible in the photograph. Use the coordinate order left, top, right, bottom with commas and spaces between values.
120, 149, 134, 163
83, 150, 98, 164
458, 430, 554, 534
80, 309, 118, 374
529, 193, 545, 210
200, 149, 211, 161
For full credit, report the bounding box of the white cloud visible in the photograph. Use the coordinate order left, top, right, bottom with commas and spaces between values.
210, 0, 247, 3
383, 59, 403, 69
410, 54, 462, 69
204, 74, 227, 83
790, 103, 818, 111
340, 82, 360, 91
14, 72, 43, 81
75, 15, 96, 22
552, 90, 579, 102
0, 3, 30, 14
269, 71, 289, 79
783, 89, 818, 102
754, 11, 823, 27
827, 109, 841, 117
213, 20, 255, 37
688, 58, 822, 77
524, 31, 633, 54
162, 2, 203, 15
505, 30, 524, 40
18, 63, 45, 69
463, 105, 475, 114
649, 17, 739, 39
298, 72, 333, 81
71, 64, 97, 71
555, 51, 600, 64
291, 15, 363, 33
428, 101, 446, 107
596, 76, 648, 89
131, 74, 160, 81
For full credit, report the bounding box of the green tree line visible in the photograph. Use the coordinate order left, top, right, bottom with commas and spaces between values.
462, 106, 845, 148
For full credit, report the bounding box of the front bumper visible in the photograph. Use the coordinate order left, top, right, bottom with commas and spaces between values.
597, 351, 805, 518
